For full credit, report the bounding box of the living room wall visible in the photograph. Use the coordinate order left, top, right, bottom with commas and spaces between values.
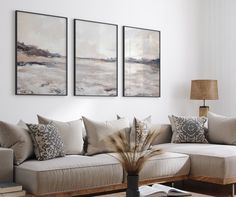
201, 0, 236, 116
0, 0, 203, 123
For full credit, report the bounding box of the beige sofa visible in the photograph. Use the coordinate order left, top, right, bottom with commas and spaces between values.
0, 124, 236, 196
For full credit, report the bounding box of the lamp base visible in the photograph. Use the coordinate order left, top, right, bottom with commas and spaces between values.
199, 106, 209, 117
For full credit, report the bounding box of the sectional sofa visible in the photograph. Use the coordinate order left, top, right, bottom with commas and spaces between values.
0, 122, 236, 197
0, 124, 190, 196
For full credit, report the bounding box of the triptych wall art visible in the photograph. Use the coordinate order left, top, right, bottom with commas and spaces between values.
123, 26, 160, 97
15, 10, 160, 97
74, 19, 118, 96
15, 11, 68, 96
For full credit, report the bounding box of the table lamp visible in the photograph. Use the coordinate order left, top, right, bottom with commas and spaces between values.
190, 80, 218, 117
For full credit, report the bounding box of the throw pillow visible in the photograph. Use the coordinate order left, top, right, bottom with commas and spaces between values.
37, 115, 84, 155
27, 122, 65, 161
117, 115, 164, 146
208, 112, 236, 144
82, 117, 130, 155
130, 116, 152, 146
0, 121, 34, 165
116, 115, 123, 119
169, 115, 208, 143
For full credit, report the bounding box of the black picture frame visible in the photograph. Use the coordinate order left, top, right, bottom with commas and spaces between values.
123, 26, 161, 97
74, 19, 118, 97
15, 10, 68, 96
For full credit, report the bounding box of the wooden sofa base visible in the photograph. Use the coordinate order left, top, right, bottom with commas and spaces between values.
25, 175, 236, 197
189, 175, 236, 185
26, 175, 188, 197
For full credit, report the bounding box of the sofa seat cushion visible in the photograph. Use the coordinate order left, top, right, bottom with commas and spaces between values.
139, 152, 190, 181
156, 143, 236, 181
15, 154, 123, 195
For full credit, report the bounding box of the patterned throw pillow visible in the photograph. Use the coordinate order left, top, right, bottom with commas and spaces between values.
169, 115, 208, 143
130, 116, 152, 150
27, 123, 65, 161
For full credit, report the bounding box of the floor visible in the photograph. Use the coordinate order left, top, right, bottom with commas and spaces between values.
179, 181, 232, 197
97, 181, 233, 197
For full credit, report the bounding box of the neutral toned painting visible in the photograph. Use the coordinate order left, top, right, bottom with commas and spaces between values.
74, 19, 117, 96
16, 11, 67, 95
123, 26, 160, 97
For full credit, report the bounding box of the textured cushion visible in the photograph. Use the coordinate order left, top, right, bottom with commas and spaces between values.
82, 117, 130, 155
208, 112, 236, 145
130, 116, 152, 146
27, 123, 65, 161
15, 154, 123, 195
37, 115, 83, 154
169, 115, 208, 143
157, 143, 236, 180
0, 121, 33, 165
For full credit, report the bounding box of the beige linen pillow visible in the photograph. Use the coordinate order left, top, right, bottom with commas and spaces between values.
82, 117, 130, 155
208, 112, 236, 144
37, 115, 83, 155
0, 121, 33, 165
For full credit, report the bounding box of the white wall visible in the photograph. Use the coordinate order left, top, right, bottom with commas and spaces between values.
201, 0, 236, 116
0, 0, 203, 123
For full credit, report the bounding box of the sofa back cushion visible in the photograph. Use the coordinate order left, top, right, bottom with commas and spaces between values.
38, 115, 84, 155
0, 121, 33, 165
151, 124, 172, 145
208, 112, 236, 145
82, 117, 130, 155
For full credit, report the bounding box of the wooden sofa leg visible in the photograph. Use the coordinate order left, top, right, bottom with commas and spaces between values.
232, 184, 235, 197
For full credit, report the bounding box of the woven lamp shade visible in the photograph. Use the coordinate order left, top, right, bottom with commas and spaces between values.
190, 80, 218, 100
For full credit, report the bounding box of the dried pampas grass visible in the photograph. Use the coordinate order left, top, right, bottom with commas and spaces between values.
107, 128, 162, 175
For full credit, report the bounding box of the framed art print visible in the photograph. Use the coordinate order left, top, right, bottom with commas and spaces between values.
74, 19, 118, 96
15, 11, 67, 95
123, 26, 160, 97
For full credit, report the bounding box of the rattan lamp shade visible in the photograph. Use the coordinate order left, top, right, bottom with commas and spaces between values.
190, 80, 218, 100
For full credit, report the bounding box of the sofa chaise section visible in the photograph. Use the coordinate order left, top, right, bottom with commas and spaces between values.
158, 143, 236, 184
139, 152, 190, 182
15, 154, 123, 195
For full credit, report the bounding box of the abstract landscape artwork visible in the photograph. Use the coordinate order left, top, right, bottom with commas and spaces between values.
74, 19, 117, 96
123, 26, 160, 97
16, 11, 67, 95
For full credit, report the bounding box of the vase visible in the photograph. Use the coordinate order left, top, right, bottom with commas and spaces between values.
126, 175, 140, 197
